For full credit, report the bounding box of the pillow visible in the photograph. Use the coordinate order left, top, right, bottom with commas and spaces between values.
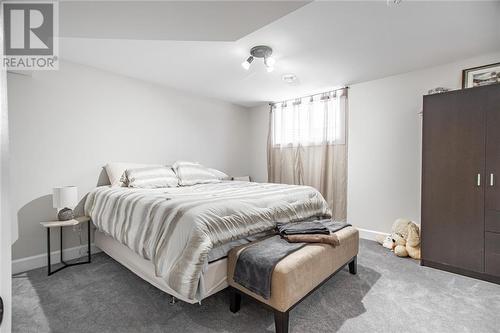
104, 162, 162, 187
233, 176, 251, 182
208, 168, 231, 180
122, 166, 178, 188
173, 161, 221, 186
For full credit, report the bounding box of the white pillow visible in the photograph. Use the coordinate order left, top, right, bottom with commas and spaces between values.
173, 161, 221, 186
104, 162, 161, 187
208, 168, 231, 180
123, 166, 178, 188
233, 176, 251, 182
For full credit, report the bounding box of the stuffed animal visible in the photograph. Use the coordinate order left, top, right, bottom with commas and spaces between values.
392, 218, 412, 239
376, 218, 421, 260
378, 233, 405, 250
381, 235, 395, 249
394, 245, 408, 257
405, 223, 421, 260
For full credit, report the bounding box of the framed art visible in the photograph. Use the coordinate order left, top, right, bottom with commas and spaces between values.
462, 62, 500, 89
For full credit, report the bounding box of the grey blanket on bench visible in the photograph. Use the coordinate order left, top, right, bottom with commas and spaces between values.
233, 220, 351, 299
276, 220, 330, 235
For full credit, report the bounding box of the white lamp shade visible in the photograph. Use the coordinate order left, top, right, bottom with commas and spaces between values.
53, 186, 78, 209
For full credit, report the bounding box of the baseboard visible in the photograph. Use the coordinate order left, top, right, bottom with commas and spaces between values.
356, 228, 388, 241
12, 244, 101, 275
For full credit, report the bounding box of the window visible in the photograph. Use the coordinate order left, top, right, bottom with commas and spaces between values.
271, 92, 346, 147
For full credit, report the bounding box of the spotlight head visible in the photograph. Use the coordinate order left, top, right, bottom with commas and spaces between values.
264, 56, 276, 67
241, 56, 254, 70
266, 66, 274, 73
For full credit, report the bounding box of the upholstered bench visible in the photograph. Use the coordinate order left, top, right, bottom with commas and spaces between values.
227, 226, 359, 333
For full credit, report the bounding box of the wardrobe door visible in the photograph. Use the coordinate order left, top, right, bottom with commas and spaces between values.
422, 88, 486, 273
485, 84, 500, 276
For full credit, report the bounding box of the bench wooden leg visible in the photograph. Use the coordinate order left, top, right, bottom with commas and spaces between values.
274, 310, 289, 333
349, 256, 357, 275
230, 288, 241, 313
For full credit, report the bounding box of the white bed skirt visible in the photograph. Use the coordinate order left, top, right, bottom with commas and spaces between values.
95, 230, 229, 304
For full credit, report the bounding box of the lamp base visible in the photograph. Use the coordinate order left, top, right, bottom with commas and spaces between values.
57, 208, 75, 221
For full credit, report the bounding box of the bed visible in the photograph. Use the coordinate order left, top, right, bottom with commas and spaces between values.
85, 181, 331, 303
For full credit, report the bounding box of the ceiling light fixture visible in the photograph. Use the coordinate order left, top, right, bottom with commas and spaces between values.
242, 45, 275, 72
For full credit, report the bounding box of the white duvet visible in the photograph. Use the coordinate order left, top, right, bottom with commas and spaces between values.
85, 181, 331, 301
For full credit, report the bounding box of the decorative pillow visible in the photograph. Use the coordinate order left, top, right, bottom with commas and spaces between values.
122, 166, 178, 188
208, 168, 231, 180
173, 161, 221, 186
233, 176, 251, 182
104, 162, 162, 187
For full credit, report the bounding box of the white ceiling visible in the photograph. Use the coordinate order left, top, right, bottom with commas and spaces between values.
60, 1, 309, 41
60, 1, 500, 107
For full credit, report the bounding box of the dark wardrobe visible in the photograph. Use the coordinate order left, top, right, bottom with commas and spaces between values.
421, 83, 500, 283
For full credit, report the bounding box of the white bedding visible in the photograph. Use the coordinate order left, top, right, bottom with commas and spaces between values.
84, 181, 331, 301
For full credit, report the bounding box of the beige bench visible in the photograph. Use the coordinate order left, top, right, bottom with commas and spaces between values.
227, 227, 359, 333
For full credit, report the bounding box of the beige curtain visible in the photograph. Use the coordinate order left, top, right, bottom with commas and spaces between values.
267, 89, 348, 220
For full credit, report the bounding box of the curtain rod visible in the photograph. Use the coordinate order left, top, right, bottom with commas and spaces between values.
268, 86, 349, 106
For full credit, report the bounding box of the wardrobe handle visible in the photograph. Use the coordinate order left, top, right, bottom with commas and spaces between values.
490, 173, 495, 187
477, 173, 481, 187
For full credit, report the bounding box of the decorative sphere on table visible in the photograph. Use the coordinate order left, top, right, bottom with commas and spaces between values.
57, 207, 74, 221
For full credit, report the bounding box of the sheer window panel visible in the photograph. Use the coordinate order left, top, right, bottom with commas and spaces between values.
271, 93, 346, 147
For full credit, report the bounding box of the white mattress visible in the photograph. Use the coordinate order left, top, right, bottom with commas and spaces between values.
95, 230, 228, 304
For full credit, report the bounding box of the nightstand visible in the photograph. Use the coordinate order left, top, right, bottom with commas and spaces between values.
40, 216, 92, 276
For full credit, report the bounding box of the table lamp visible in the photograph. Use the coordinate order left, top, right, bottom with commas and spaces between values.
53, 186, 78, 221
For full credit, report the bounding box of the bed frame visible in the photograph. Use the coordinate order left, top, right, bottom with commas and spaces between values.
95, 230, 229, 304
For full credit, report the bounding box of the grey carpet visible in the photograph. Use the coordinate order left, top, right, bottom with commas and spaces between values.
13, 240, 500, 333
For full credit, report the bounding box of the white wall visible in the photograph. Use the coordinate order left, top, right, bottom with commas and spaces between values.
348, 52, 500, 234
8, 61, 251, 261
10, 52, 500, 262
248, 52, 500, 235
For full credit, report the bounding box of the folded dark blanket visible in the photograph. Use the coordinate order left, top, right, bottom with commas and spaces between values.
233, 221, 352, 300
282, 221, 351, 246
322, 220, 352, 234
276, 220, 330, 235
233, 235, 306, 299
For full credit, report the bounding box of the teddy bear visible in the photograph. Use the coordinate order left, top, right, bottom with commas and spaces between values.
376, 218, 421, 260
